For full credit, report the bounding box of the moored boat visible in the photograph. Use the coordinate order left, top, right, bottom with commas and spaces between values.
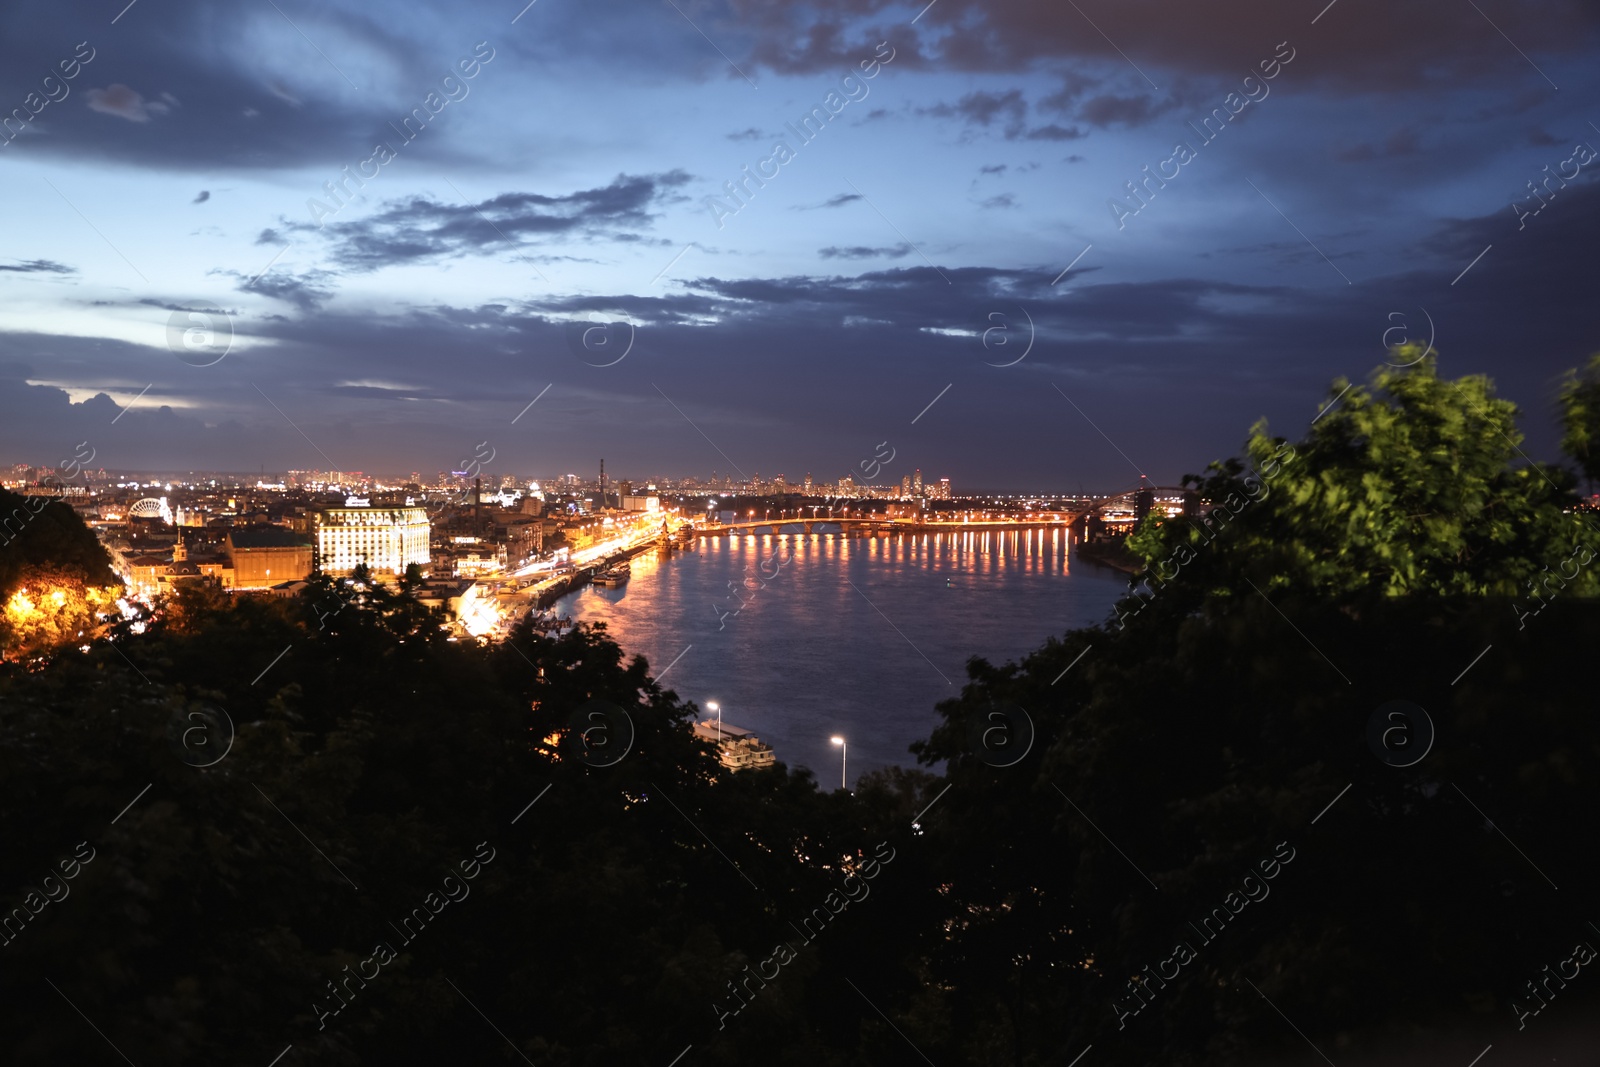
593, 561, 631, 586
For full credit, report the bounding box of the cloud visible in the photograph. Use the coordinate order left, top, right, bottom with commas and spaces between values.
0, 260, 77, 275
795, 193, 864, 210
1021, 123, 1084, 141
980, 194, 1017, 209
922, 89, 1029, 138
6, 182, 1595, 488
979, 164, 1007, 175
193, 190, 210, 203
277, 171, 692, 272
818, 243, 913, 259
726, 127, 764, 140
226, 268, 340, 313
83, 85, 172, 122
1075, 92, 1175, 128
921, 90, 1088, 141
729, 0, 1599, 97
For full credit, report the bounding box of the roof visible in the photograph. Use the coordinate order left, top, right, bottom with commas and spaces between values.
692, 720, 762, 742
228, 527, 312, 549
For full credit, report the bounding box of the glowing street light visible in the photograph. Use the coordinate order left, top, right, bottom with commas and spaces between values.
830, 735, 847, 790
708, 701, 721, 742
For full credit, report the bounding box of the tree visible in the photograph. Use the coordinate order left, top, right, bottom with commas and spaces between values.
1126, 351, 1597, 605
0, 572, 877, 1066
902, 354, 1600, 1065
0, 487, 121, 658
1558, 352, 1600, 493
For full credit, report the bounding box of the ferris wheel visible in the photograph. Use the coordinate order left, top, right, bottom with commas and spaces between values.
129, 497, 174, 524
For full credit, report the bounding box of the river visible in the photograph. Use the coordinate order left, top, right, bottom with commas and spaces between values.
554, 527, 1128, 787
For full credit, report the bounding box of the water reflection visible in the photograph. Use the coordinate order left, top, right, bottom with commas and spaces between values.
559, 530, 1127, 787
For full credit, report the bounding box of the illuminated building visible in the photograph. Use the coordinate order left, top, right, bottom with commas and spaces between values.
913, 468, 923, 496
227, 527, 314, 589
314, 506, 430, 576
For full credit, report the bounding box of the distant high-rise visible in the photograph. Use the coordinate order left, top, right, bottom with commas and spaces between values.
900, 474, 911, 497
913, 468, 923, 496
803, 473, 813, 493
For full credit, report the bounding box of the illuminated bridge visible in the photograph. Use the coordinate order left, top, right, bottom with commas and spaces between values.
696, 515, 1083, 538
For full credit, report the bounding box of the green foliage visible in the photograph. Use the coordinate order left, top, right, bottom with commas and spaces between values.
1558, 352, 1600, 490
0, 486, 121, 657
0, 486, 119, 599
896, 353, 1600, 1065
1128, 354, 1597, 603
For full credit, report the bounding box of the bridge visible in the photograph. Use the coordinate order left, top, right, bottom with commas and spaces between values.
695, 515, 1082, 538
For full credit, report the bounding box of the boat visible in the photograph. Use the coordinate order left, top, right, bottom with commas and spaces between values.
692, 719, 777, 772
593, 561, 631, 586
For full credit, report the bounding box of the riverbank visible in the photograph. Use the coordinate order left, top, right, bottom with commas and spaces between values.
1076, 538, 1143, 575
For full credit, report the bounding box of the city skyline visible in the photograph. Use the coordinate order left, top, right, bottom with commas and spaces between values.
2, 1, 1598, 488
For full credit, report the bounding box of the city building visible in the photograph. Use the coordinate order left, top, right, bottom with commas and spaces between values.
314, 505, 430, 577
227, 527, 314, 589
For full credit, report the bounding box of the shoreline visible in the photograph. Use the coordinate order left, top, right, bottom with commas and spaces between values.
1076, 539, 1143, 575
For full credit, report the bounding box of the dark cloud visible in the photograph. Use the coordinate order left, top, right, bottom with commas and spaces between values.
1020, 123, 1084, 141
727, 0, 1599, 96
922, 90, 1086, 141
818, 243, 912, 259
1075, 93, 1176, 128
193, 190, 211, 203
222, 268, 340, 313
795, 193, 864, 211
924, 89, 1026, 128
726, 127, 764, 140
4, 182, 1596, 488
980, 194, 1017, 209
0, 260, 76, 274
979, 164, 1007, 175
0, 0, 469, 169
274, 172, 691, 272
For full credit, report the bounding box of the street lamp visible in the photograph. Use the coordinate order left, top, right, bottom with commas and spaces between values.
708, 701, 721, 743
830, 736, 846, 790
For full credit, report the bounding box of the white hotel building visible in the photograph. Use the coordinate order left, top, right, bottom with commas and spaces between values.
314, 506, 430, 577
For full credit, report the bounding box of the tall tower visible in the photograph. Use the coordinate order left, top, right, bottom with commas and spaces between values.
913, 468, 923, 496
599, 458, 606, 509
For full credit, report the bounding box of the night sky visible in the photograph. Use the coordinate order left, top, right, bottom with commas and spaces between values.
2, 0, 1597, 491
